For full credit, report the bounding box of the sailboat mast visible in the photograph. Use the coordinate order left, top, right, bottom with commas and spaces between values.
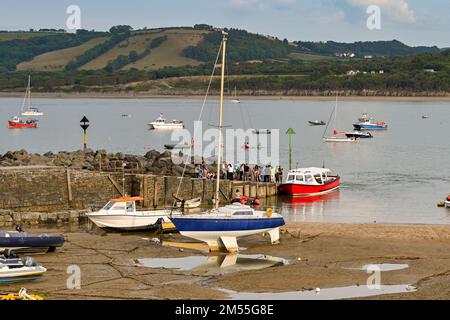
334, 94, 338, 131
27, 75, 31, 111
214, 31, 228, 209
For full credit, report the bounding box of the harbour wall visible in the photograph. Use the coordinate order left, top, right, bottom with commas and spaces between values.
0, 166, 278, 226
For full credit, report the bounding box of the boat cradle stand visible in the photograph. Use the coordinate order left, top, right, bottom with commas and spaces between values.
206, 227, 281, 253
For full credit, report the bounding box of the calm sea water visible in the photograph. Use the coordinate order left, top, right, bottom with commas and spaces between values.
0, 97, 449, 224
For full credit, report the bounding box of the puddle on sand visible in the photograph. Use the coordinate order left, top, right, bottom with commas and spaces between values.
224, 284, 416, 300
136, 254, 288, 275
345, 263, 409, 272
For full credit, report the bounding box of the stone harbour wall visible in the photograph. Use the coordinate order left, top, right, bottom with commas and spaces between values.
0, 166, 278, 226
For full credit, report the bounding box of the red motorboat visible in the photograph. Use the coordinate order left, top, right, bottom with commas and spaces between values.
278, 167, 340, 197
8, 116, 38, 129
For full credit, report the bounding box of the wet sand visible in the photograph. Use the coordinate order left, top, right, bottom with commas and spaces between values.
2, 222, 450, 300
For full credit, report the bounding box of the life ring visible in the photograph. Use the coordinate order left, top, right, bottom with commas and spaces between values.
266, 208, 273, 217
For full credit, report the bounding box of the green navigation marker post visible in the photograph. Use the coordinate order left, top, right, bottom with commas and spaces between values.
286, 128, 296, 170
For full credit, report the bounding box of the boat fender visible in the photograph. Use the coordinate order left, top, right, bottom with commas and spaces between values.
447, 196, 450, 201
254, 199, 260, 206
266, 208, 273, 217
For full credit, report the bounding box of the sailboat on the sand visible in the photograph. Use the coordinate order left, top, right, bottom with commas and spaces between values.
170, 31, 285, 253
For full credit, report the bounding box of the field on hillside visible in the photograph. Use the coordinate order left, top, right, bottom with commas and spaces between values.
288, 52, 333, 61
122, 29, 207, 70
17, 37, 110, 71
0, 32, 55, 42
79, 32, 161, 70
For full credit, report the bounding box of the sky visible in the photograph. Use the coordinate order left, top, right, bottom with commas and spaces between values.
0, 0, 449, 47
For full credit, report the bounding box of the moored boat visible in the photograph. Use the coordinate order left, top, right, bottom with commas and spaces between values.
174, 197, 202, 209
309, 120, 326, 126
20, 76, 44, 117
324, 135, 356, 142
86, 196, 180, 230
323, 96, 357, 143
0, 228, 64, 254
353, 113, 388, 130
0, 263, 46, 283
8, 116, 38, 129
445, 195, 450, 208
148, 113, 184, 130
344, 131, 373, 139
278, 167, 340, 197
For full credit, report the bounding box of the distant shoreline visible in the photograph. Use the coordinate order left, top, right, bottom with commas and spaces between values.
1, 91, 450, 102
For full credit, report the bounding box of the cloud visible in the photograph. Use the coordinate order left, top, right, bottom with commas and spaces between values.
345, 0, 415, 23
229, 0, 296, 11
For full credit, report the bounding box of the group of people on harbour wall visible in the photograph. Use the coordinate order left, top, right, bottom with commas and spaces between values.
195, 161, 284, 183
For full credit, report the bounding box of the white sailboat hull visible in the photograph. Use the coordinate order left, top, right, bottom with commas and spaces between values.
445, 201, 450, 208
21, 111, 43, 117
148, 122, 184, 130
323, 136, 357, 142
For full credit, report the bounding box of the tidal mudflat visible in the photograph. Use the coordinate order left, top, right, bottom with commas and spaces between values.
3, 222, 450, 300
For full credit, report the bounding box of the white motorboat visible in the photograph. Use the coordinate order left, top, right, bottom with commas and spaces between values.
86, 196, 180, 230
0, 257, 46, 282
20, 76, 44, 117
0, 265, 46, 281
148, 113, 184, 130
170, 32, 285, 253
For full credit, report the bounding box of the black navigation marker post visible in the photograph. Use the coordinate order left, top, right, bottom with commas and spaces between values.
80, 115, 90, 150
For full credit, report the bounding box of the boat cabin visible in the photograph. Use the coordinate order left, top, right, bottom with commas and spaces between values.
285, 167, 333, 186
100, 197, 143, 214
154, 114, 166, 123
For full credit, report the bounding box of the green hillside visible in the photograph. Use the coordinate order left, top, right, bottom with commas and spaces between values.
295, 40, 440, 57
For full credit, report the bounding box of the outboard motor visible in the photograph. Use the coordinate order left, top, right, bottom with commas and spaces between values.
3, 249, 18, 259
24, 257, 36, 267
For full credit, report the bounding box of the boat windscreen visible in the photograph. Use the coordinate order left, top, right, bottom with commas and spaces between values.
233, 211, 254, 216
102, 201, 115, 210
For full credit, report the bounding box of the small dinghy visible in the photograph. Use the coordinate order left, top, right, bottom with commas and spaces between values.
253, 129, 271, 134
174, 197, 202, 209
0, 226, 64, 254
309, 120, 326, 126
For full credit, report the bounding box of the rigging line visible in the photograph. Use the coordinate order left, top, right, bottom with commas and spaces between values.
322, 103, 335, 138
172, 40, 223, 210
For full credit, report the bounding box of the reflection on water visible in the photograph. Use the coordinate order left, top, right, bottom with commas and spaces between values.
277, 192, 341, 222
224, 284, 416, 300
136, 254, 288, 275
344, 263, 409, 272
